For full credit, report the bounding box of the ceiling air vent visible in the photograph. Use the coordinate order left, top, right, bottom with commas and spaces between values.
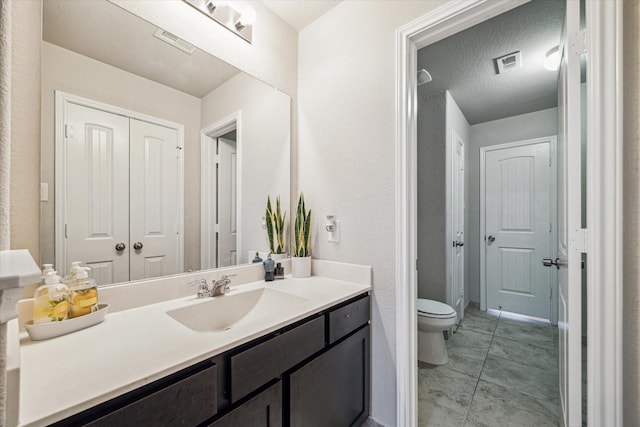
153, 29, 196, 55
494, 51, 522, 74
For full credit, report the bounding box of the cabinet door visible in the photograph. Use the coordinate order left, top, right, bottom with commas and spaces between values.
209, 381, 282, 427
289, 326, 370, 427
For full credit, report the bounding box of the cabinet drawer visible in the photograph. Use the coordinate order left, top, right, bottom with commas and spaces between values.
230, 316, 325, 402
209, 381, 282, 427
85, 363, 217, 427
328, 295, 370, 344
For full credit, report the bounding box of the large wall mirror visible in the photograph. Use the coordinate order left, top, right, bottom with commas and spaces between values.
40, 0, 290, 285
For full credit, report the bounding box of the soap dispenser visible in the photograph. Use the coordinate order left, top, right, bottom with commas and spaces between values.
33, 271, 70, 324
264, 254, 275, 281
66, 262, 98, 318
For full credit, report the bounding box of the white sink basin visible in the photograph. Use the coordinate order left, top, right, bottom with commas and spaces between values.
167, 287, 308, 332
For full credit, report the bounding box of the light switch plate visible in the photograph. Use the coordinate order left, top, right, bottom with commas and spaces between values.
40, 183, 48, 202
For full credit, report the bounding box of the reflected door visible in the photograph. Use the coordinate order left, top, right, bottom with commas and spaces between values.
129, 119, 180, 280
65, 103, 130, 284
217, 137, 237, 267
484, 140, 553, 319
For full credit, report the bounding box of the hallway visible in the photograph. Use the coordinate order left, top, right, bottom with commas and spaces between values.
418, 307, 559, 426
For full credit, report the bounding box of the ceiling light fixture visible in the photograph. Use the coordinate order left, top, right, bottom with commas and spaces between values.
183, 0, 254, 44
544, 46, 561, 71
417, 69, 432, 86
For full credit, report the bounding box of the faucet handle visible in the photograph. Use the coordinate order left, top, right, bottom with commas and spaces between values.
220, 274, 237, 281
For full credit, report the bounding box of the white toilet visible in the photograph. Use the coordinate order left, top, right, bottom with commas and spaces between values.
417, 298, 457, 365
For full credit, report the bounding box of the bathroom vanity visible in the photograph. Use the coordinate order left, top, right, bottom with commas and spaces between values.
14, 261, 372, 427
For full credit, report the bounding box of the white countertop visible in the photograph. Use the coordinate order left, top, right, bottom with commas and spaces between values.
18, 275, 371, 427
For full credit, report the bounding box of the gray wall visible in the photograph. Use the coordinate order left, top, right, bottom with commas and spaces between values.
465, 107, 558, 303
417, 92, 446, 302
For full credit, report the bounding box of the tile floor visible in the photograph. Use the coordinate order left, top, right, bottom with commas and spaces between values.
418, 306, 560, 427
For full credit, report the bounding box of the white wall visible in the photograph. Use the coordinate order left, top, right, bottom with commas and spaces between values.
622, 1, 640, 422
201, 72, 291, 263
417, 92, 446, 302
445, 91, 471, 307
40, 42, 203, 273
465, 108, 558, 304
297, 1, 447, 425
416, 91, 470, 306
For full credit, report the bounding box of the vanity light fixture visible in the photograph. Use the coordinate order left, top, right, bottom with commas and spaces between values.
544, 46, 561, 71
182, 0, 254, 44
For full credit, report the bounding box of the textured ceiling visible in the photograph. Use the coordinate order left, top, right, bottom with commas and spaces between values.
43, 0, 240, 98
261, 0, 341, 31
418, 0, 565, 125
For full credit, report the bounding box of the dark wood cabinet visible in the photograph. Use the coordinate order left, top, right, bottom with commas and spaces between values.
289, 325, 370, 427
230, 316, 325, 402
56, 293, 370, 427
208, 381, 282, 427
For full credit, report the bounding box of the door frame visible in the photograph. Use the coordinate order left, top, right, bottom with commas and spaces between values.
200, 111, 242, 269
479, 136, 558, 324
395, 1, 623, 426
54, 91, 185, 277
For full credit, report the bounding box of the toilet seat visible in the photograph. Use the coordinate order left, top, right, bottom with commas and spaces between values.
417, 298, 456, 319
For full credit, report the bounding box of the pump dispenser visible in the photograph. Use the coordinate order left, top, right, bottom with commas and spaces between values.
65, 262, 98, 318
33, 271, 70, 324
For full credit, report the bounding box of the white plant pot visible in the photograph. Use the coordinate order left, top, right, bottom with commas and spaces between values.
270, 253, 288, 261
291, 256, 311, 278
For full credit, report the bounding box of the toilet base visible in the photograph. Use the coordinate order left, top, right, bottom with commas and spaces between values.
418, 330, 449, 365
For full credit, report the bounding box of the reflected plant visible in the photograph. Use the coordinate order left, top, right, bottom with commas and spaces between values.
266, 195, 286, 254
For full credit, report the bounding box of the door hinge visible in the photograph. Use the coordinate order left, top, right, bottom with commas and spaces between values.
550, 286, 552, 300
64, 124, 72, 139
572, 228, 588, 253
570, 29, 587, 56
215, 154, 220, 164
215, 223, 220, 233
549, 222, 552, 233
416, 258, 418, 271
65, 224, 68, 238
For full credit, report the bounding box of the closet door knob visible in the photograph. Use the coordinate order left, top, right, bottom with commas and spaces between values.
133, 242, 143, 250
487, 235, 496, 243
115, 242, 126, 251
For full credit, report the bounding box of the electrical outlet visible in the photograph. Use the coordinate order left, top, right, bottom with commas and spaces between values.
328, 220, 340, 243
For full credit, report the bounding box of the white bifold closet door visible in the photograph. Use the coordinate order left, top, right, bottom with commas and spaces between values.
64, 103, 179, 284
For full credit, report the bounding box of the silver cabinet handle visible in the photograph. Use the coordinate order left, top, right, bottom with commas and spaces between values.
115, 242, 126, 251
133, 241, 143, 250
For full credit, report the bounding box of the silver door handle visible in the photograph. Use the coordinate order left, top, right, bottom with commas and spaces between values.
115, 242, 126, 251
487, 235, 496, 243
133, 241, 143, 250
542, 258, 568, 269
453, 241, 464, 247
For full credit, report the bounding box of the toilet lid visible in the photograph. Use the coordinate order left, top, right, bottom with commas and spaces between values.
417, 299, 456, 318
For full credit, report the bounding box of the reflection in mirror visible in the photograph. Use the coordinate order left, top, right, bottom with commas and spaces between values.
40, 0, 290, 285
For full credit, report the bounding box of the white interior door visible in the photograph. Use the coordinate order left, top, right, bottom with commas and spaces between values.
451, 131, 465, 322
557, 0, 583, 424
65, 103, 130, 285
129, 119, 180, 280
484, 140, 553, 319
217, 137, 237, 267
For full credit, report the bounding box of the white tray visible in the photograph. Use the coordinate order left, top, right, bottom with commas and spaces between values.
25, 304, 109, 341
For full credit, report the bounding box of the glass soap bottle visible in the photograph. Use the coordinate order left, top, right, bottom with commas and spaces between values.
33, 271, 70, 324
65, 262, 98, 318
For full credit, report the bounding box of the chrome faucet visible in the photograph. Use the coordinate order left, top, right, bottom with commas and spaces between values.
211, 274, 235, 296
188, 278, 213, 298
189, 275, 235, 298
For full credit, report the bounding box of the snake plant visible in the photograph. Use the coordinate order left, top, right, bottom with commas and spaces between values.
293, 192, 312, 257
265, 195, 286, 254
